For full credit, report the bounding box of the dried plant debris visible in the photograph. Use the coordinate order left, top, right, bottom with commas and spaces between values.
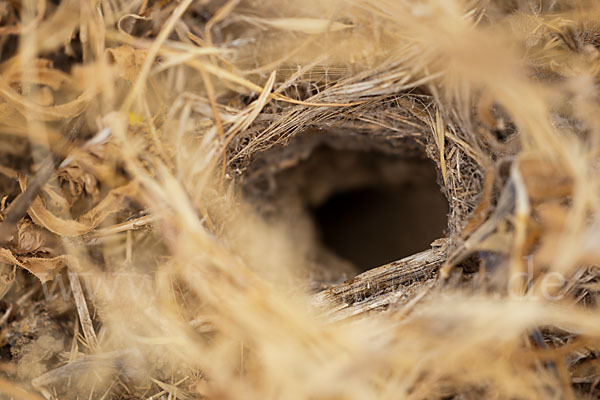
1, 0, 600, 398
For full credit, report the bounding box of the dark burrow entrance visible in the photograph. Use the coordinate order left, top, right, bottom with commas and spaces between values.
242, 132, 449, 280
313, 181, 447, 272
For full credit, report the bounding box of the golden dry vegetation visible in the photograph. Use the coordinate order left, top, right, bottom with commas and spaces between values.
1, 0, 600, 399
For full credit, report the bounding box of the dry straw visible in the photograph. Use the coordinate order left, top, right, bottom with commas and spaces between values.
0, 0, 600, 399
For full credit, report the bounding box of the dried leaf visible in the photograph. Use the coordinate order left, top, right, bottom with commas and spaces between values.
0, 76, 95, 121
16, 220, 46, 254
1, 58, 72, 89
0, 248, 72, 283
57, 162, 100, 203
22, 181, 138, 237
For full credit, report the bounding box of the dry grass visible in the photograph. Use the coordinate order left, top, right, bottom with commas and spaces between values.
1, 0, 600, 398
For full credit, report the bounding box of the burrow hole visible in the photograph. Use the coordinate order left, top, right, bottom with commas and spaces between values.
244, 134, 449, 278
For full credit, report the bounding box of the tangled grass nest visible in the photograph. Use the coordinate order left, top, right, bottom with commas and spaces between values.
1, 0, 600, 398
